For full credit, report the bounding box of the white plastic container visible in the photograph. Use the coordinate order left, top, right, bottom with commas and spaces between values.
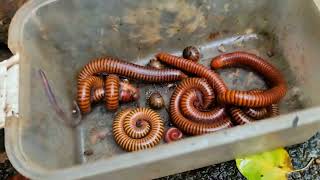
3, 0, 320, 179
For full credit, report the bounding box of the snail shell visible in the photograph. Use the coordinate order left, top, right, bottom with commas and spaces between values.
148, 92, 165, 109
147, 58, 165, 69
164, 127, 183, 143
182, 46, 200, 62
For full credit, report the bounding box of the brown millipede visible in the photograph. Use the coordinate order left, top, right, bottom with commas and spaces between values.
229, 107, 254, 125
105, 75, 120, 111
164, 127, 183, 143
78, 75, 139, 113
170, 78, 232, 135
230, 104, 279, 125
156, 52, 227, 94
229, 90, 280, 125
242, 90, 269, 120
182, 46, 201, 62
243, 107, 268, 120
91, 87, 105, 103
180, 91, 227, 123
113, 108, 164, 152
267, 104, 280, 117
77, 76, 104, 113
211, 52, 287, 107
78, 57, 187, 82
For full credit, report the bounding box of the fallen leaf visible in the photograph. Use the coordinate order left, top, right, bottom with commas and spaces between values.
236, 148, 293, 180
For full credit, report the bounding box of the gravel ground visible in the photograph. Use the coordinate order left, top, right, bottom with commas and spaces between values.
287, 132, 320, 180
158, 132, 320, 180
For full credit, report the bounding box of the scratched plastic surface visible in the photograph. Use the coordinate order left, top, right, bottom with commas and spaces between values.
5, 0, 320, 179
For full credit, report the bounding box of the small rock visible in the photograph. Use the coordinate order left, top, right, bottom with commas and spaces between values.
267, 50, 274, 57
90, 129, 109, 145
224, 3, 230, 12
245, 28, 254, 34
167, 83, 176, 89
84, 149, 94, 156
217, 45, 226, 53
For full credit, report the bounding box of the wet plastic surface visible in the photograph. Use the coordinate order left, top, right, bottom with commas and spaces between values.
5, 0, 320, 179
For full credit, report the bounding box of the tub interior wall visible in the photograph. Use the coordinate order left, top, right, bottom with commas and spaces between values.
15, 0, 320, 170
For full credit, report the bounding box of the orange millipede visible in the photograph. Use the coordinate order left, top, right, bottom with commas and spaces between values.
105, 75, 120, 111
78, 57, 187, 82
156, 52, 227, 94
242, 90, 269, 120
180, 89, 226, 123
243, 107, 268, 120
229, 90, 280, 124
230, 104, 279, 125
91, 87, 105, 102
113, 108, 164, 152
211, 52, 287, 107
229, 107, 254, 125
77, 76, 104, 113
267, 104, 280, 117
77, 75, 139, 113
170, 78, 232, 135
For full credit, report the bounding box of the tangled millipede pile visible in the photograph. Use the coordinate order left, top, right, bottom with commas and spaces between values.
76, 47, 287, 152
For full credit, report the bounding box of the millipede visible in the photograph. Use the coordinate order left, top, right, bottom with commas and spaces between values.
113, 108, 164, 152
78, 57, 187, 82
243, 107, 269, 120
169, 78, 232, 135
105, 74, 120, 111
77, 75, 139, 113
229, 90, 280, 125
76, 50, 286, 152
211, 51, 287, 107
156, 52, 227, 94
230, 104, 280, 125
77, 76, 104, 113
267, 104, 280, 117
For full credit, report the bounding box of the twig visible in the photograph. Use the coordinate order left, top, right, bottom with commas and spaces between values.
288, 158, 315, 174
38, 69, 81, 127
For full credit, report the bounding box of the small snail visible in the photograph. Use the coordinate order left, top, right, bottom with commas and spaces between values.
164, 127, 183, 143
148, 92, 165, 109
182, 46, 200, 62
147, 58, 165, 69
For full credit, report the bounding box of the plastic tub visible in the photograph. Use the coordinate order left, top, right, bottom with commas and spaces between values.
5, 0, 320, 179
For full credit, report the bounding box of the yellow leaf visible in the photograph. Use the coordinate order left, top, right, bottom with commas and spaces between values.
236, 148, 293, 180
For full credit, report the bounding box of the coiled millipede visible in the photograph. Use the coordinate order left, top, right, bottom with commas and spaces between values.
211, 51, 287, 107
78, 57, 187, 82
113, 108, 164, 152
170, 78, 232, 135
77, 75, 139, 113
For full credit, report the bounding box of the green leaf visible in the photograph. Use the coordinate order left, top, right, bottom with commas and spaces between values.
236, 148, 293, 180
